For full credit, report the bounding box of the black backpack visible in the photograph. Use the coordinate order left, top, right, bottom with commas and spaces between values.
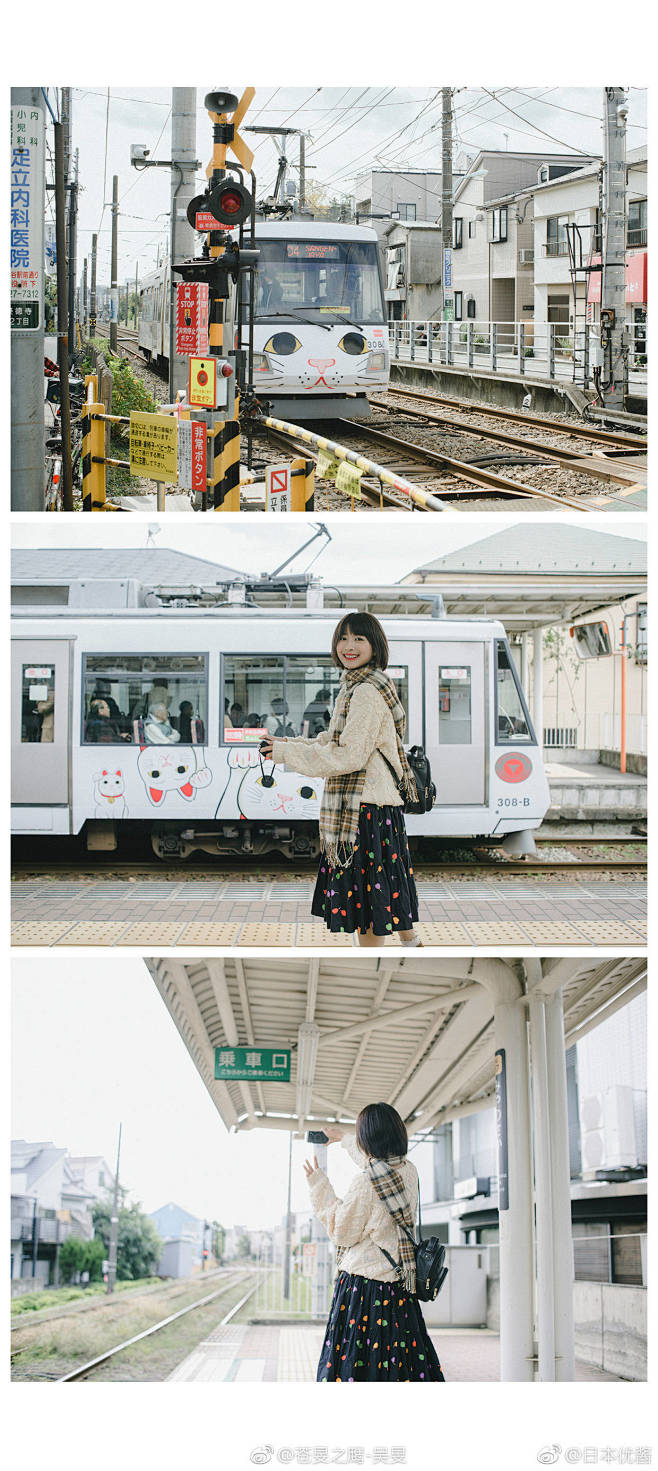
381, 745, 436, 816
377, 1185, 448, 1303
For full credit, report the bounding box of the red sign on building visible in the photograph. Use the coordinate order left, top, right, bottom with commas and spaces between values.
175, 282, 210, 356
587, 252, 647, 305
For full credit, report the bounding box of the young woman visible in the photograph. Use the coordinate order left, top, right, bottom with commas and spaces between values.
259, 612, 421, 948
303, 1104, 445, 1383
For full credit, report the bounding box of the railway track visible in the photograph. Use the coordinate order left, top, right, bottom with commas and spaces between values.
55, 1273, 258, 1382
384, 385, 647, 451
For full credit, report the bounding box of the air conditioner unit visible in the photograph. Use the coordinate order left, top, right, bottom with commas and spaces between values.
580, 1086, 637, 1174
519, 248, 534, 264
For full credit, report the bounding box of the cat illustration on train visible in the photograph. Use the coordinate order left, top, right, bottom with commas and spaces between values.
214, 747, 322, 821
91, 745, 322, 818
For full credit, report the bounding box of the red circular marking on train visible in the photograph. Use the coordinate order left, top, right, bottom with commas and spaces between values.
495, 752, 533, 783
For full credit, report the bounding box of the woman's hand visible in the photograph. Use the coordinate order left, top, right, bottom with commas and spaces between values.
303, 1155, 319, 1179
324, 1126, 344, 1144
259, 737, 275, 759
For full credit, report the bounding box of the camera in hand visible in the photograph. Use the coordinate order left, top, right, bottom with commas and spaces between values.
306, 1130, 328, 1145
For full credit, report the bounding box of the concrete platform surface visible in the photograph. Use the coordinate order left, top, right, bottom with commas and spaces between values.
11, 874, 646, 948
167, 1322, 624, 1383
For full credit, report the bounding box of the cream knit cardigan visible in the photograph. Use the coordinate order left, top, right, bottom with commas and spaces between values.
307, 1135, 418, 1284
270, 681, 403, 808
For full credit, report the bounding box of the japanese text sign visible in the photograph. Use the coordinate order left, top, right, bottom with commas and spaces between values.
11, 104, 45, 331
129, 412, 178, 483
214, 1046, 291, 1081
178, 419, 207, 492
189, 357, 218, 408
175, 282, 210, 356
335, 461, 363, 500
266, 464, 292, 511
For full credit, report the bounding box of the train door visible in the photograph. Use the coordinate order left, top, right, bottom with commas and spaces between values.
11, 640, 73, 807
388, 640, 423, 745
424, 642, 486, 805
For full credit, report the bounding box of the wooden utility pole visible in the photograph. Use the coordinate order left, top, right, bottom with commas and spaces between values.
54, 119, 75, 510
68, 149, 79, 362
106, 1124, 123, 1294
90, 233, 97, 336
441, 87, 454, 320
601, 88, 628, 409
110, 174, 119, 351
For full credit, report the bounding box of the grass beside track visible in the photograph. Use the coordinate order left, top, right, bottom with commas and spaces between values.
11, 1269, 250, 1382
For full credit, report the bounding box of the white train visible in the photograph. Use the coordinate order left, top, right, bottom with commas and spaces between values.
12, 602, 549, 860
138, 221, 390, 420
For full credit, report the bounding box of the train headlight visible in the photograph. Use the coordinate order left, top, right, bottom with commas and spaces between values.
263, 332, 302, 355
253, 352, 273, 374
366, 350, 387, 372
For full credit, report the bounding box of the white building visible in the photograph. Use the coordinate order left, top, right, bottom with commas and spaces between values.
451, 151, 597, 324
11, 1140, 114, 1284
383, 221, 443, 322
528, 146, 647, 350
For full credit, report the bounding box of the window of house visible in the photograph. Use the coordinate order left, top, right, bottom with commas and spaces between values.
396, 202, 416, 222
222, 655, 409, 744
466, 297, 476, 319
453, 217, 463, 249
468, 220, 476, 239
495, 642, 535, 743
22, 664, 55, 743
490, 207, 508, 242
628, 198, 647, 248
546, 214, 570, 257
454, 291, 463, 320
547, 294, 571, 325
82, 654, 208, 745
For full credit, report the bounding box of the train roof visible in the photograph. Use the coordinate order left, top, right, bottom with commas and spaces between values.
253, 220, 378, 242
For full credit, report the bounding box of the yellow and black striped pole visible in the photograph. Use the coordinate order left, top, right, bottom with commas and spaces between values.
81, 375, 107, 511
291, 456, 315, 512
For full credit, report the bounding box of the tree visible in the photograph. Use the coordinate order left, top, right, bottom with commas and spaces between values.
92, 1189, 163, 1281
234, 1229, 251, 1259
58, 1234, 106, 1285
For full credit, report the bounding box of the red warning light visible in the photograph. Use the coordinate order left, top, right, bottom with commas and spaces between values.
218, 189, 242, 215
220, 362, 233, 378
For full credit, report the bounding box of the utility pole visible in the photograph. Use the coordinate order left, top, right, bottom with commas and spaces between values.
169, 88, 198, 398
106, 1123, 122, 1294
82, 256, 88, 335
110, 175, 119, 352
11, 86, 46, 510
441, 87, 454, 320
68, 149, 79, 359
283, 1129, 293, 1300
299, 133, 306, 212
601, 88, 628, 409
90, 233, 97, 337
134, 261, 139, 327
54, 118, 75, 510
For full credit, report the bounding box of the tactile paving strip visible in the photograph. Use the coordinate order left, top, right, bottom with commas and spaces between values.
56, 922, 131, 946
175, 923, 242, 946
236, 923, 298, 946
113, 923, 188, 946
11, 921, 76, 946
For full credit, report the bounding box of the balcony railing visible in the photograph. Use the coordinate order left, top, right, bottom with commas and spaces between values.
627, 227, 647, 248
543, 240, 570, 257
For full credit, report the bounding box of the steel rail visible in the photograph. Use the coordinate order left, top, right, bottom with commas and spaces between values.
55, 1271, 254, 1383
381, 395, 643, 485
261, 414, 450, 511
385, 386, 647, 450
261, 425, 417, 511
13, 857, 647, 879
335, 419, 589, 511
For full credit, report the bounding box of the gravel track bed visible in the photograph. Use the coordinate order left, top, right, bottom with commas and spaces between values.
376, 387, 647, 452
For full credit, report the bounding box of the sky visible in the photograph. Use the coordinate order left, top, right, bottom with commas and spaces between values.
8, 515, 647, 586
10, 955, 358, 1229
38, 85, 648, 288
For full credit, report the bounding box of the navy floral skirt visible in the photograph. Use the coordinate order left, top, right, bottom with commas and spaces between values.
317, 1271, 445, 1382
311, 804, 419, 936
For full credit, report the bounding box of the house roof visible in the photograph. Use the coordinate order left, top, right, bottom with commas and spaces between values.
11, 547, 245, 587
404, 524, 646, 577
454, 150, 596, 205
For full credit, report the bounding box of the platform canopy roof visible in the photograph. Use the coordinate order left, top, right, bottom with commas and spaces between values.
146, 956, 646, 1137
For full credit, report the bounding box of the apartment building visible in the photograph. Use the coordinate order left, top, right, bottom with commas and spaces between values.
383, 220, 443, 321
451, 151, 596, 323
11, 1140, 114, 1284
528, 146, 647, 345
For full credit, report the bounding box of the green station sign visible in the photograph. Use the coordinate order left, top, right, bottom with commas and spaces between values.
214, 1045, 291, 1081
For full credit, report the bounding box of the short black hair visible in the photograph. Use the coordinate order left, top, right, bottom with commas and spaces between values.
331, 612, 389, 671
356, 1102, 408, 1160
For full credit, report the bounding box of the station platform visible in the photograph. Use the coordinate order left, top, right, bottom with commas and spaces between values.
11, 871, 646, 948
545, 759, 647, 823
167, 1321, 622, 1383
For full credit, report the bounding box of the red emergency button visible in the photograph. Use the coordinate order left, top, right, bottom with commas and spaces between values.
495, 752, 533, 783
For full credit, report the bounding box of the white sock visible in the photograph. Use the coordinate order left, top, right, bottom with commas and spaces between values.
400, 933, 421, 947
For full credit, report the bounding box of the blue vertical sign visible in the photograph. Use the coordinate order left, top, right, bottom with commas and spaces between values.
443, 247, 453, 289
494, 1048, 509, 1210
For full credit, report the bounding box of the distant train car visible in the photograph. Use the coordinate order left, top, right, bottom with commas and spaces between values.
12, 600, 549, 859
137, 221, 389, 419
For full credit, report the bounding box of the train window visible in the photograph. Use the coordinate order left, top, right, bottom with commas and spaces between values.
495, 642, 534, 744
82, 654, 207, 745
254, 239, 386, 325
438, 666, 472, 745
21, 663, 55, 743
223, 657, 410, 745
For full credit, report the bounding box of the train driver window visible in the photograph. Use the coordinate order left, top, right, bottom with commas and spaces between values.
82, 654, 207, 745
22, 664, 55, 743
495, 642, 534, 743
438, 666, 472, 745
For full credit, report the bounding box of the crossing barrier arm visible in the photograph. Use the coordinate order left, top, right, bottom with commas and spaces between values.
262, 415, 449, 511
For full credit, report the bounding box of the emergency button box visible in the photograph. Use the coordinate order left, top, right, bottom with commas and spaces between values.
188, 356, 235, 414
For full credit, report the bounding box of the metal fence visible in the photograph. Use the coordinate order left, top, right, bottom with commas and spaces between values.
252, 1239, 334, 1319
487, 1230, 647, 1287
390, 319, 647, 391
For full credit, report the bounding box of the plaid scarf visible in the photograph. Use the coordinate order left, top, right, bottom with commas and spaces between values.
320, 666, 417, 867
